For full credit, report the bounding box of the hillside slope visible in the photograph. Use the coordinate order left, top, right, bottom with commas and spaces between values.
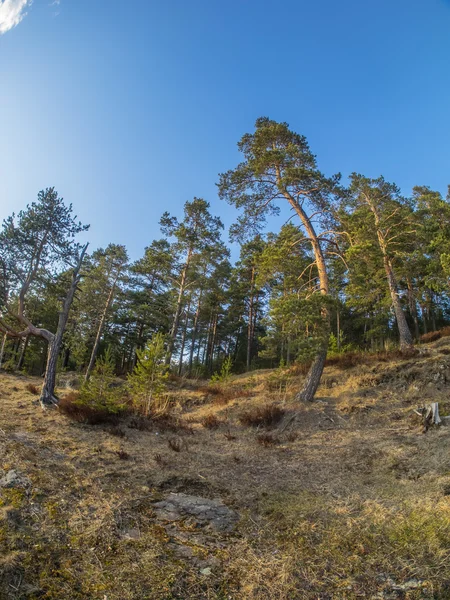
2, 341, 450, 599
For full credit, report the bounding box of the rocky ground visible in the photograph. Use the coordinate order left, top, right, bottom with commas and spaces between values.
2, 339, 450, 599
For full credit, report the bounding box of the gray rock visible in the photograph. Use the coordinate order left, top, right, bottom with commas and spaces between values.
0, 469, 30, 489
154, 493, 239, 532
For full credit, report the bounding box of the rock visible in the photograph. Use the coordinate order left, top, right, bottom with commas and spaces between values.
120, 528, 141, 540
0, 469, 30, 489
153, 493, 239, 532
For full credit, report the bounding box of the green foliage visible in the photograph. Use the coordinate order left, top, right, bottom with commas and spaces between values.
127, 333, 168, 415
327, 332, 354, 356
210, 356, 233, 383
77, 348, 124, 413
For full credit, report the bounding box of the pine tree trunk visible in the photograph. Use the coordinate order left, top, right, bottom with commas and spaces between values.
17, 335, 29, 370
383, 256, 413, 349
246, 267, 255, 371
188, 291, 203, 376
40, 244, 88, 406
0, 333, 7, 369
406, 278, 420, 340
209, 313, 218, 372
85, 272, 119, 381
166, 249, 192, 366
62, 347, 70, 369
285, 200, 331, 402
178, 295, 192, 376
365, 196, 414, 350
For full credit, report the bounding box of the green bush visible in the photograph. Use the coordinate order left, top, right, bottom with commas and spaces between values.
77, 348, 125, 414
127, 333, 168, 416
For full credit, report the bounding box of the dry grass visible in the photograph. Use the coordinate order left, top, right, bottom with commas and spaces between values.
239, 403, 285, 428
256, 433, 280, 446
3, 339, 450, 598
24, 383, 39, 395
58, 391, 123, 424
201, 414, 221, 429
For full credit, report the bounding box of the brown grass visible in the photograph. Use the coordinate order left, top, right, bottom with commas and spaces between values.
115, 449, 130, 460
205, 384, 253, 406
421, 331, 441, 343
58, 392, 123, 425
239, 403, 285, 428
3, 340, 450, 599
257, 433, 280, 446
201, 414, 221, 429
25, 383, 39, 395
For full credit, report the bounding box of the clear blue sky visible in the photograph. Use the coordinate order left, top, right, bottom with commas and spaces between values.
1, 0, 449, 260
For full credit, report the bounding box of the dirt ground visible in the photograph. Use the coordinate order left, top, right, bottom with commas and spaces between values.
2, 340, 450, 599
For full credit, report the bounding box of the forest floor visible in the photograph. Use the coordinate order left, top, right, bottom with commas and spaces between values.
3, 340, 450, 599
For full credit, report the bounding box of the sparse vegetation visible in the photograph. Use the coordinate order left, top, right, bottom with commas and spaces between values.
24, 383, 39, 395
239, 403, 285, 428
201, 414, 221, 429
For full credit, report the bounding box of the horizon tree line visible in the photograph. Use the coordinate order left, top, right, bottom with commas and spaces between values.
1, 118, 450, 406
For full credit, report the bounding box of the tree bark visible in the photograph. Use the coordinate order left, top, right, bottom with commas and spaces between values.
282, 195, 330, 402
178, 294, 192, 376
166, 248, 193, 365
188, 292, 202, 376
246, 266, 255, 371
383, 256, 413, 349
0, 333, 6, 369
17, 335, 29, 370
363, 193, 414, 350
40, 245, 88, 405
406, 278, 420, 340
85, 270, 120, 381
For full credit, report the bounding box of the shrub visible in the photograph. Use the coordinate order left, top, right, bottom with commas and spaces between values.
59, 392, 122, 425
257, 433, 280, 446
201, 414, 221, 429
127, 333, 168, 416
239, 404, 285, 428
25, 383, 39, 395
210, 356, 233, 383
77, 349, 126, 414
420, 331, 441, 344
205, 384, 252, 405
108, 425, 126, 438
440, 326, 450, 338
115, 449, 129, 460
128, 413, 192, 434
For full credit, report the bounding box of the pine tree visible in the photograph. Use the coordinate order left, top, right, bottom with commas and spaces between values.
77, 348, 124, 413
218, 117, 340, 400
127, 333, 168, 416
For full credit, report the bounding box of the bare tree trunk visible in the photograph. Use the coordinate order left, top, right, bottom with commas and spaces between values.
246, 267, 255, 371
188, 290, 203, 376
364, 195, 413, 350
41, 245, 88, 405
166, 249, 193, 366
337, 308, 341, 352
285, 199, 330, 402
85, 271, 119, 381
0, 333, 6, 369
17, 335, 29, 370
383, 256, 413, 349
406, 278, 420, 340
178, 294, 192, 376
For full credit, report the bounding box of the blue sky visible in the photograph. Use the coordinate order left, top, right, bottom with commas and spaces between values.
1, 0, 450, 260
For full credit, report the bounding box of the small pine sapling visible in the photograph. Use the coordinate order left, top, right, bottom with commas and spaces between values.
77, 347, 124, 413
127, 333, 168, 416
210, 356, 233, 383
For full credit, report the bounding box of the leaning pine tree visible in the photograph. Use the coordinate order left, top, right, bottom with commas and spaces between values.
0, 188, 89, 406
218, 117, 340, 401
128, 333, 168, 416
